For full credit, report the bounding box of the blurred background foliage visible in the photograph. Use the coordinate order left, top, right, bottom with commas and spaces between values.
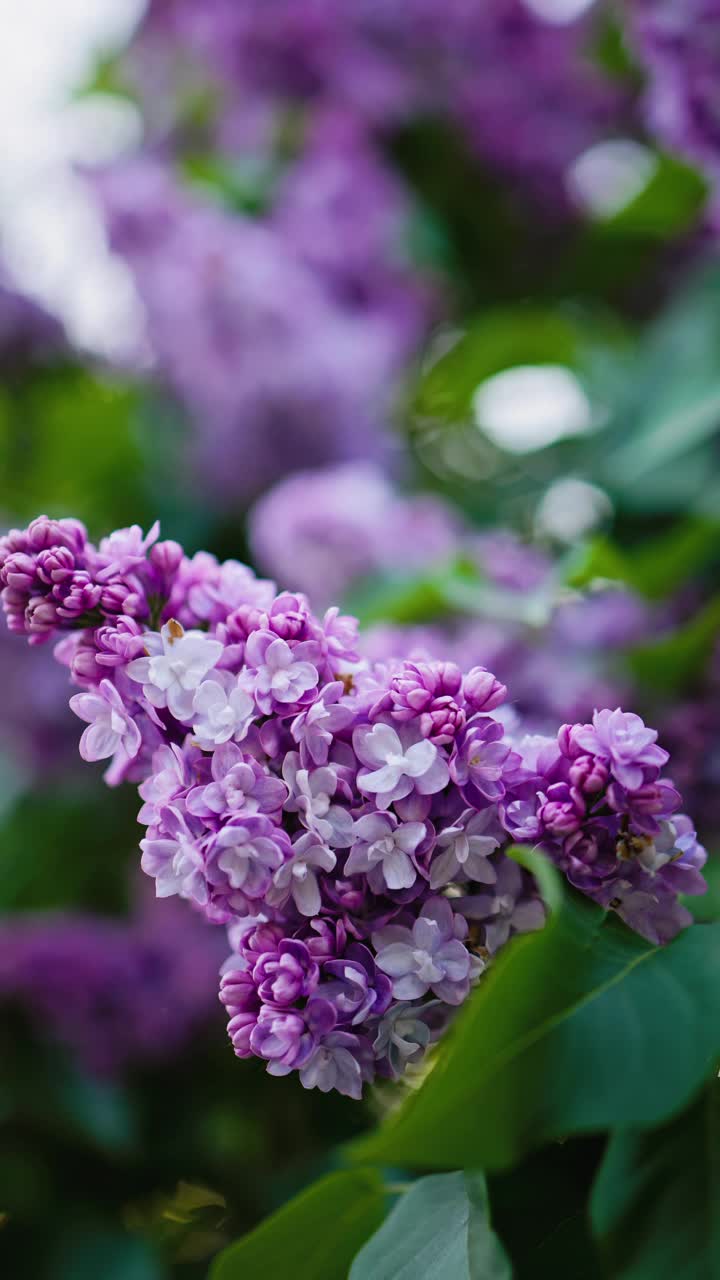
0, 0, 719, 1276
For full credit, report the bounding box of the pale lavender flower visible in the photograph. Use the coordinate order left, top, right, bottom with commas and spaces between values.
373, 999, 442, 1076
186, 742, 286, 820
459, 859, 545, 953
372, 896, 473, 1005
345, 811, 426, 892
298, 1030, 374, 1099
140, 805, 208, 904
208, 817, 290, 909
291, 681, 355, 766
429, 806, 500, 889
245, 631, 319, 713
127, 620, 223, 720
266, 832, 337, 916
354, 721, 449, 807
69, 679, 141, 763
191, 672, 255, 747
568, 708, 669, 792
281, 753, 354, 847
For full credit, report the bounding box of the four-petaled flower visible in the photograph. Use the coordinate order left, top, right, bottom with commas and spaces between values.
69, 678, 141, 763
372, 896, 473, 1004
127, 620, 223, 720
267, 832, 337, 916
192, 673, 255, 747
354, 722, 449, 807
245, 631, 319, 712
345, 811, 426, 891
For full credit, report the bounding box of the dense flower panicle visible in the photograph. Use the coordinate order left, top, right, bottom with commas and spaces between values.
0, 514, 707, 1097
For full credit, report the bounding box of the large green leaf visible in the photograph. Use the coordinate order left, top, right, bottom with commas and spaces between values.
209, 1170, 385, 1280
591, 1087, 720, 1279
351, 856, 720, 1171
600, 263, 720, 508
349, 1173, 511, 1280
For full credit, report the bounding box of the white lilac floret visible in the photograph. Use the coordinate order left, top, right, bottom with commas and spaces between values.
0, 515, 708, 1097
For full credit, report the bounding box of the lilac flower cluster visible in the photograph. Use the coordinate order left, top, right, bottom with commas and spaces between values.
0, 515, 706, 1097
503, 710, 706, 944
96, 155, 422, 501
250, 463, 460, 605
133, 0, 622, 208
0, 888, 225, 1076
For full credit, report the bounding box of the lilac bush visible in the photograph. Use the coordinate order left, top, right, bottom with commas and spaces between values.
0, 887, 225, 1076
0, 514, 706, 1097
133, 0, 622, 206
96, 154, 423, 501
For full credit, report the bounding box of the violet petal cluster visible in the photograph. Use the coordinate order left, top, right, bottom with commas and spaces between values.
0, 516, 707, 1097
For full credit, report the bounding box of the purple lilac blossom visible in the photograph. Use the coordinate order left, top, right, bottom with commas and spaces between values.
631, 2, 720, 226
250, 463, 460, 605
0, 513, 707, 1098
95, 160, 419, 502
0, 887, 224, 1076
132, 0, 623, 209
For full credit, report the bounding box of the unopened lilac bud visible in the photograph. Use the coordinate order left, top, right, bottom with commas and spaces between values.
463, 667, 506, 712
150, 539, 184, 577
607, 779, 681, 818
35, 546, 76, 586
419, 696, 466, 745
538, 783, 584, 836
558, 722, 584, 760
55, 573, 102, 619
25, 596, 59, 637
564, 828, 601, 865
1, 552, 37, 591
434, 662, 463, 697
569, 754, 608, 794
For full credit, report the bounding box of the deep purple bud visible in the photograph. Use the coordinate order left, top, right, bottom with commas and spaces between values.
1, 552, 38, 591
569, 753, 609, 794
538, 782, 585, 837
25, 596, 60, 636
558, 722, 584, 760
54, 572, 102, 619
253, 939, 319, 1005
463, 667, 507, 712
419, 695, 466, 746
35, 546, 76, 586
150, 540, 184, 577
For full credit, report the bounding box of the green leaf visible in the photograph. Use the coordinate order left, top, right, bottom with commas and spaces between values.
629, 595, 720, 693
345, 558, 480, 627
567, 519, 720, 599
415, 307, 580, 423
209, 1170, 385, 1280
598, 151, 707, 238
350, 860, 720, 1171
601, 263, 720, 503
591, 1086, 720, 1279
349, 1173, 511, 1280
0, 369, 147, 530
